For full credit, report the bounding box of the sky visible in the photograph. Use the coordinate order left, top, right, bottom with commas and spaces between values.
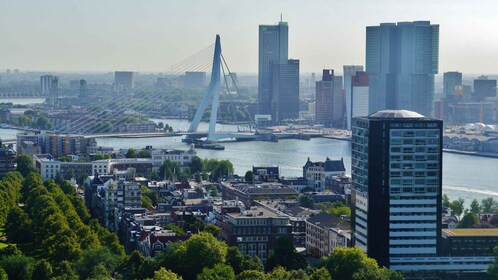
1, 0, 498, 74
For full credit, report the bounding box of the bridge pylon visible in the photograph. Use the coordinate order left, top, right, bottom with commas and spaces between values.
188, 35, 221, 142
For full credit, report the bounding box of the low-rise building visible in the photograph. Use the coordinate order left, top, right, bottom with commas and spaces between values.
442, 228, 498, 256
220, 206, 292, 263
150, 145, 197, 171
222, 182, 298, 208
0, 143, 16, 177
306, 212, 351, 257
303, 157, 346, 191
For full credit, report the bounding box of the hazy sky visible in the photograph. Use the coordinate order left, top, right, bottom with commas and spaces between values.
1, 0, 498, 74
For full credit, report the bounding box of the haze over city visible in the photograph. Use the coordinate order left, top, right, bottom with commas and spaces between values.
2, 0, 498, 73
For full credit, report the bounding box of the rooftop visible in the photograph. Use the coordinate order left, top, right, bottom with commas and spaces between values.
369, 110, 425, 119
443, 228, 498, 237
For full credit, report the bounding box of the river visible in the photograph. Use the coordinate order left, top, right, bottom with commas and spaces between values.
1, 99, 498, 205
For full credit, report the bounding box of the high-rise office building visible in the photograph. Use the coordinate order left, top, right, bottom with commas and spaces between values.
258, 20, 299, 123
366, 21, 439, 117
351, 71, 369, 118
473, 76, 497, 101
271, 59, 300, 122
184, 71, 207, 88
40, 75, 57, 95
258, 20, 288, 116
315, 70, 344, 127
443, 71, 462, 98
344, 65, 364, 129
351, 110, 442, 268
115, 71, 135, 90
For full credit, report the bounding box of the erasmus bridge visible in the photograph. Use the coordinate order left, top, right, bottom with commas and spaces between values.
44, 35, 276, 143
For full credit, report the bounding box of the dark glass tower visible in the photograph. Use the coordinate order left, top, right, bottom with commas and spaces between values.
351, 110, 443, 268
366, 21, 439, 117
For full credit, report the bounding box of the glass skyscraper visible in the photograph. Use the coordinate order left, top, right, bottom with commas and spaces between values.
366, 21, 439, 117
258, 21, 289, 116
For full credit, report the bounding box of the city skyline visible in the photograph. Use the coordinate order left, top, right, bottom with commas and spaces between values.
2, 0, 498, 73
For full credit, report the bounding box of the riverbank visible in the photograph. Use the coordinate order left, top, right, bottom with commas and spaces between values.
443, 149, 498, 159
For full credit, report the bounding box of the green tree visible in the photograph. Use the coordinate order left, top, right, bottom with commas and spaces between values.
16, 154, 37, 177
328, 206, 351, 217
458, 211, 480, 228
266, 236, 306, 271
93, 154, 111, 160
33, 259, 53, 280
244, 170, 254, 182
196, 264, 235, 280
126, 148, 137, 158
0, 269, 6, 280
36, 115, 53, 129
158, 232, 228, 280
204, 224, 221, 238
322, 246, 397, 280
17, 115, 32, 126
0, 254, 36, 280
267, 266, 291, 280
4, 206, 32, 244
138, 150, 151, 158
442, 194, 450, 207
299, 195, 314, 209
482, 197, 497, 213
76, 247, 121, 279
190, 156, 204, 175
147, 267, 182, 280
310, 267, 332, 280
470, 199, 482, 214
449, 198, 465, 217
120, 250, 145, 280
236, 270, 267, 280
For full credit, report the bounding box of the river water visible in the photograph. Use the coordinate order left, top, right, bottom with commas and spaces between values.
1, 99, 497, 205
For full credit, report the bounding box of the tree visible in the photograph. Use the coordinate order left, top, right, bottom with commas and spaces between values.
158, 122, 165, 129
17, 115, 32, 126
0, 254, 36, 280
196, 264, 235, 280
93, 154, 111, 160
36, 115, 53, 129
33, 260, 53, 280
458, 211, 480, 228
76, 247, 121, 279
310, 267, 332, 280
449, 198, 465, 217
442, 194, 450, 208
470, 199, 482, 214
266, 236, 306, 271
244, 170, 254, 182
126, 148, 136, 158
204, 224, 221, 238
299, 195, 314, 209
138, 150, 151, 158
328, 206, 351, 217
147, 267, 182, 280
267, 266, 291, 280
323, 246, 388, 280
190, 156, 203, 175
4, 206, 32, 244
236, 270, 267, 280
158, 232, 228, 280
482, 197, 497, 213
16, 154, 37, 177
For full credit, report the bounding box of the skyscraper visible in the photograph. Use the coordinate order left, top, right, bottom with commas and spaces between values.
344, 65, 364, 129
473, 76, 497, 101
115, 71, 135, 90
258, 20, 299, 123
315, 70, 343, 127
351, 71, 369, 118
366, 21, 439, 117
351, 110, 442, 268
443, 71, 462, 98
271, 59, 300, 122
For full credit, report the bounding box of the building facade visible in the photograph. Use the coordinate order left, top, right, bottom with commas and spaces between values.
115, 71, 135, 90
443, 71, 462, 98
258, 20, 288, 116
351, 110, 443, 268
351, 71, 369, 119
344, 65, 364, 130
271, 59, 300, 122
315, 70, 344, 127
366, 21, 439, 117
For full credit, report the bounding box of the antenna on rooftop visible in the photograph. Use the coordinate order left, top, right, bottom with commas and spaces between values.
280, 13, 283, 22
